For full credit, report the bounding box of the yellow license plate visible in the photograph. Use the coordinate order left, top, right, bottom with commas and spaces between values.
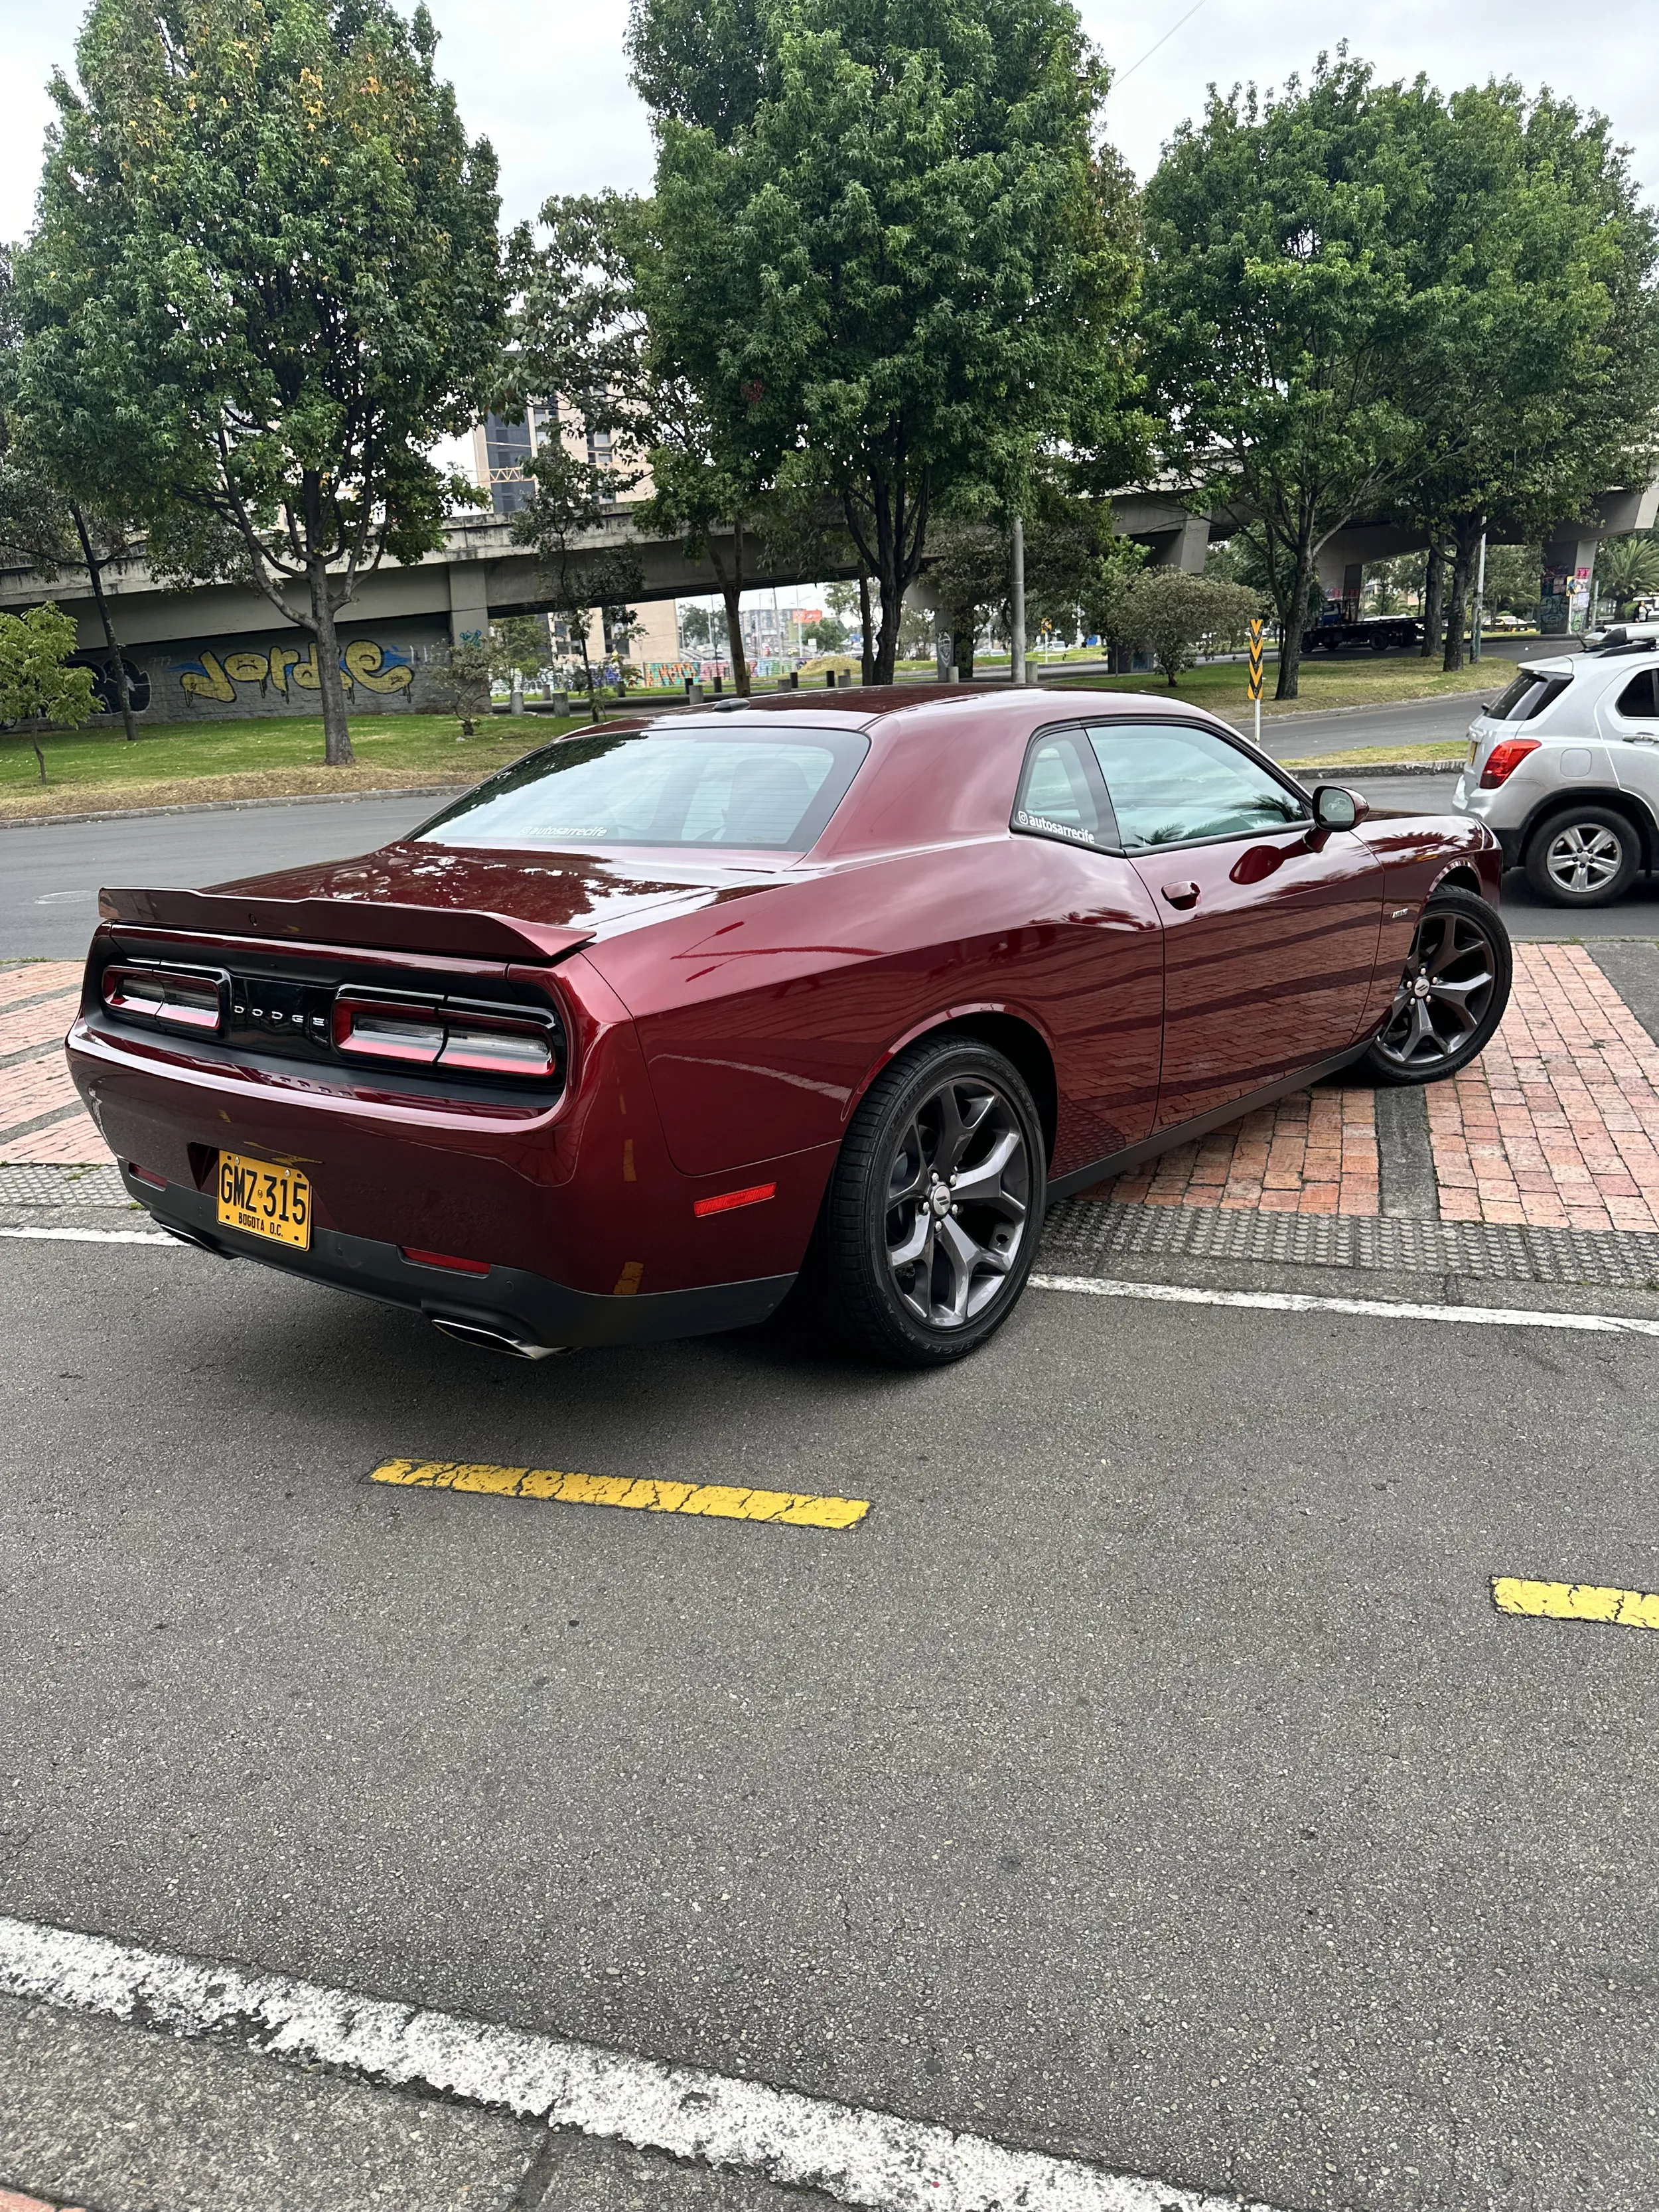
216, 1151, 313, 1249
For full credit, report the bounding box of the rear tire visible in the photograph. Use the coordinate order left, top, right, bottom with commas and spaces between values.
1362, 887, 1512, 1086
823, 1037, 1045, 1368
1524, 804, 1640, 907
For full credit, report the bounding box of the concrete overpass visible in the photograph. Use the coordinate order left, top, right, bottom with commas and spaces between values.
1, 478, 1652, 723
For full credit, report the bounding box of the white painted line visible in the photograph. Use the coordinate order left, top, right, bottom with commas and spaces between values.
0, 1225, 178, 1245
0, 1913, 1280, 2212
1031, 1274, 1659, 1339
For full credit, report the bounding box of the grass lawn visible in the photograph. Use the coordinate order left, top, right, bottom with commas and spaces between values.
0, 710, 590, 822
1042, 657, 1508, 717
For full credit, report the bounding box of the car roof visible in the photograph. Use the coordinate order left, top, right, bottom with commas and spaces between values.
655, 682, 1230, 734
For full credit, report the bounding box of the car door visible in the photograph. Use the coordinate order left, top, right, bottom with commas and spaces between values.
1601, 663, 1659, 818
1008, 724, 1165, 1161
1086, 720, 1384, 1130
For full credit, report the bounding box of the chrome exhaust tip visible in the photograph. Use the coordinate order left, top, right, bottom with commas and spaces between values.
429, 1315, 569, 1361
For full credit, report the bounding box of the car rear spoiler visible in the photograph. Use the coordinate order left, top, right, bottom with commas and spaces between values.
97, 887, 595, 966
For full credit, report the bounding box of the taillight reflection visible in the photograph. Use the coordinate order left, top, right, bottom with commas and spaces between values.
102, 966, 226, 1035
1479, 738, 1542, 788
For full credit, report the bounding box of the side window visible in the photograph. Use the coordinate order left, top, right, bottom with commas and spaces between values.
1615, 670, 1659, 720
1087, 723, 1309, 849
1013, 729, 1118, 851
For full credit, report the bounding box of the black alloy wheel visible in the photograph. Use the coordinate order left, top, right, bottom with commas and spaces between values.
823, 1037, 1045, 1366
1524, 804, 1640, 907
1363, 887, 1512, 1086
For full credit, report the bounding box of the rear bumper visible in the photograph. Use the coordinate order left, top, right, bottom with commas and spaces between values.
126, 1163, 794, 1352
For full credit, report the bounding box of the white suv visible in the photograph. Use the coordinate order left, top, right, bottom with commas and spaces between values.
1453, 625, 1659, 906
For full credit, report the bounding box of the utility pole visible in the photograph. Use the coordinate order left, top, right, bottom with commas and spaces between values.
1011, 515, 1027, 685
1470, 527, 1488, 663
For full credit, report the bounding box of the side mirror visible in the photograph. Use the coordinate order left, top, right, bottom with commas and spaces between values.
1311, 784, 1367, 830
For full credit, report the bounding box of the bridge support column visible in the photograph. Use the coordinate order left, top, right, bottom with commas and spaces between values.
1147, 514, 1210, 573
449, 563, 490, 647
1540, 532, 1597, 636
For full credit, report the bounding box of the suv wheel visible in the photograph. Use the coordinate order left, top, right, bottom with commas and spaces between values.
1524, 805, 1640, 906
1363, 887, 1512, 1086
823, 1038, 1045, 1367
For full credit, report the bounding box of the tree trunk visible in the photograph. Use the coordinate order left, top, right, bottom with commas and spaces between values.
70, 506, 139, 744
575, 612, 600, 722
1421, 545, 1446, 659
1273, 533, 1314, 701
1442, 527, 1477, 672
857, 565, 876, 686
707, 526, 750, 697
307, 563, 356, 766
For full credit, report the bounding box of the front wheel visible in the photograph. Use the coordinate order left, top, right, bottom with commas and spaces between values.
1362, 887, 1512, 1086
822, 1038, 1045, 1367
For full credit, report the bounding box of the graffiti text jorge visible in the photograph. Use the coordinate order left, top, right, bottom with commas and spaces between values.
173, 638, 414, 702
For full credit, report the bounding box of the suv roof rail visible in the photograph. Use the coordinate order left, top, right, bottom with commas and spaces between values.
1585, 621, 1659, 656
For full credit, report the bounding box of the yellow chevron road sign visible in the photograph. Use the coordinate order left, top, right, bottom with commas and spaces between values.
1247, 619, 1265, 701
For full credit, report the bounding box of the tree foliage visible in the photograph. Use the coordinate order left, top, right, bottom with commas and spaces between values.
1595, 532, 1659, 618
18, 0, 506, 764
1143, 55, 1429, 699
1389, 82, 1659, 666
1092, 569, 1263, 685
0, 601, 100, 738
626, 0, 1143, 680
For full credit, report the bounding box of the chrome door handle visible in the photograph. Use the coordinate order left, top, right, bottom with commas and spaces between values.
1161, 880, 1200, 910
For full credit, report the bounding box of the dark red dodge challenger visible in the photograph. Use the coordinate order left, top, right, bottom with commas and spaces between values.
68, 687, 1510, 1366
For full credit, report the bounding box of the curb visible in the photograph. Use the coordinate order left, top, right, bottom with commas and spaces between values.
1287, 757, 1465, 778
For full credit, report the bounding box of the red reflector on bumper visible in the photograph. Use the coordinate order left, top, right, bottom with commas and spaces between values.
401, 1246, 491, 1276
693, 1182, 777, 1218
129, 1162, 167, 1191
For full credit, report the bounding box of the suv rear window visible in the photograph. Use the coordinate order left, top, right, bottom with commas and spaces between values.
415, 726, 870, 852
1487, 670, 1571, 722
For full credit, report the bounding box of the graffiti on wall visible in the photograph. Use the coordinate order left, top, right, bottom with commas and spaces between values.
72, 653, 153, 716
171, 637, 414, 703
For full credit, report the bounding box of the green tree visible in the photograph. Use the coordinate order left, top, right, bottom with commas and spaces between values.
1596, 532, 1659, 620
1390, 83, 1659, 668
1092, 568, 1262, 685
0, 600, 100, 778
628, 0, 1141, 682
18, 0, 506, 767
511, 437, 644, 720
427, 633, 494, 737
0, 243, 143, 741
1143, 56, 1429, 698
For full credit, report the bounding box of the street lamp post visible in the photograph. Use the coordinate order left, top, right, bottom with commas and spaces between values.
1470, 528, 1488, 662
1011, 515, 1027, 686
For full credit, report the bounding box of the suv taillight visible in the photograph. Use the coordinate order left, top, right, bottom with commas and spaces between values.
332, 991, 560, 1081
1479, 738, 1542, 788
102, 965, 227, 1035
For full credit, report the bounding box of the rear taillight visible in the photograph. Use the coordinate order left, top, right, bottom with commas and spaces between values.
332, 997, 445, 1065
102, 965, 226, 1035
437, 1008, 559, 1080
332, 991, 560, 1081
1479, 738, 1541, 788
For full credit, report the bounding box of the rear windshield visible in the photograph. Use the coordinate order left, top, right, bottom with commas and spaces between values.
415, 726, 870, 853
1487, 670, 1571, 722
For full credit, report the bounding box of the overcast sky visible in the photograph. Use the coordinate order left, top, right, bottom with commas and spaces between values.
2, 0, 1654, 247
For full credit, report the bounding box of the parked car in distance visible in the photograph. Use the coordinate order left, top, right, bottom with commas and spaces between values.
1454, 623, 1659, 906
68, 687, 1507, 1368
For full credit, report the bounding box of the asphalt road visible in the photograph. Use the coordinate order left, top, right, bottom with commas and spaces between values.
1, 1238, 1655, 2211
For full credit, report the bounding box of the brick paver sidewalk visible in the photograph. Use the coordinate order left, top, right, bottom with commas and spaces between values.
5, 944, 1658, 1235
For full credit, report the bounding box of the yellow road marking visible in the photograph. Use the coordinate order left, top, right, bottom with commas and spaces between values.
371, 1459, 869, 1530
1492, 1576, 1659, 1631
